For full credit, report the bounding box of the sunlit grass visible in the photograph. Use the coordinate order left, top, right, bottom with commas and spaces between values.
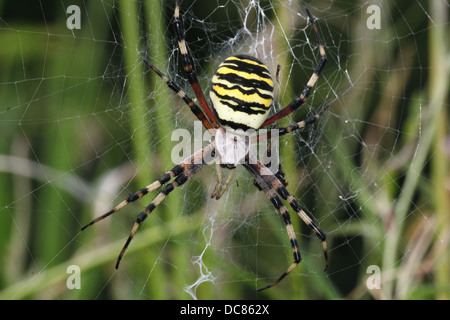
0, 0, 448, 300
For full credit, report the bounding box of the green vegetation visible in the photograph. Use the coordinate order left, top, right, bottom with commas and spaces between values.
0, 0, 448, 299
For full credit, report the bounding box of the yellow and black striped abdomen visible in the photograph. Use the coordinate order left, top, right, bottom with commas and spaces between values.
210, 55, 273, 131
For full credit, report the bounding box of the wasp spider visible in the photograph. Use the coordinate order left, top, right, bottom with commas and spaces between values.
82, 0, 329, 291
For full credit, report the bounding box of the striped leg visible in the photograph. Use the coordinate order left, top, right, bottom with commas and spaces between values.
144, 59, 214, 132
278, 103, 329, 136
250, 160, 328, 271
254, 104, 330, 142
115, 163, 205, 268
174, 0, 219, 127
81, 164, 185, 231
244, 163, 301, 291
261, 9, 327, 128
81, 143, 215, 231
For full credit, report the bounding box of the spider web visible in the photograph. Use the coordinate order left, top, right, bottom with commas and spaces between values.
0, 0, 448, 300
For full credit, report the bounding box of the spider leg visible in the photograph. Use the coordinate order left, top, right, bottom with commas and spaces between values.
210, 162, 223, 198
210, 162, 234, 200
259, 139, 288, 186
244, 163, 301, 291
115, 162, 206, 269
278, 103, 329, 137
245, 160, 327, 291
144, 59, 214, 132
174, 0, 219, 128
250, 160, 328, 270
81, 143, 215, 231
261, 9, 326, 128
254, 104, 330, 142
216, 170, 234, 199
82, 142, 215, 268
81, 166, 184, 231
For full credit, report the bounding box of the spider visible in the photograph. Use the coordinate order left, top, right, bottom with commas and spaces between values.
82, 0, 329, 291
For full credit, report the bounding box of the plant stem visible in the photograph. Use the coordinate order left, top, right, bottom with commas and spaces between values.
0, 216, 201, 299
382, 0, 449, 299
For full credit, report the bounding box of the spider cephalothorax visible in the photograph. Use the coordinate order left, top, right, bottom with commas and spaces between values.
82, 0, 329, 291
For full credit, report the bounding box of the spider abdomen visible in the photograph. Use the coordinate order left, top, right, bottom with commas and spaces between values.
210, 55, 273, 132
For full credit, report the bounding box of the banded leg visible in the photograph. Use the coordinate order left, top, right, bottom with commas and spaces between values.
261, 9, 327, 128
254, 104, 330, 143
81, 142, 215, 231
81, 164, 185, 231
244, 163, 301, 291
144, 59, 214, 132
174, 0, 219, 127
250, 160, 328, 271
258, 140, 288, 187
115, 163, 205, 268
278, 104, 329, 137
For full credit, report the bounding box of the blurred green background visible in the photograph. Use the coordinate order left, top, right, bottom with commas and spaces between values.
0, 0, 448, 300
